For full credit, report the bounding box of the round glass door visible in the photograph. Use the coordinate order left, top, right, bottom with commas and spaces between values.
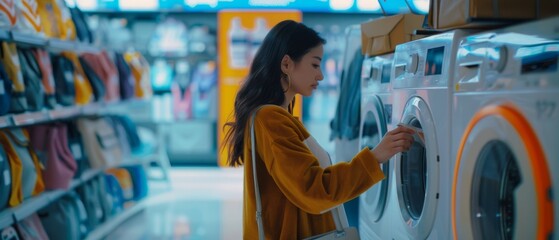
471, 140, 521, 240
361, 99, 389, 222
400, 118, 427, 221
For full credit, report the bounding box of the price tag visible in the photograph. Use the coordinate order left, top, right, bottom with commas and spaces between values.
4, 170, 10, 185
71, 143, 83, 159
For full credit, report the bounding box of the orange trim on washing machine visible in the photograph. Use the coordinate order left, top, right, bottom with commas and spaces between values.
452, 104, 553, 240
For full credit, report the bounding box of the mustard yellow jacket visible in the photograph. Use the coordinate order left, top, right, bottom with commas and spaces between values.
243, 105, 385, 239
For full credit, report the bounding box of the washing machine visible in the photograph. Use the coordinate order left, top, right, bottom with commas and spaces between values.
390, 29, 474, 239
358, 53, 397, 240
452, 16, 559, 240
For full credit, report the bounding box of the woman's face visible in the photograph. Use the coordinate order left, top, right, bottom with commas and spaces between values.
288, 45, 324, 97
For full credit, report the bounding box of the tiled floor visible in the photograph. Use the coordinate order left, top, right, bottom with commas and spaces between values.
105, 167, 244, 240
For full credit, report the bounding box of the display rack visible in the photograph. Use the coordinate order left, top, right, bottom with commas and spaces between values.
0, 167, 103, 229
0, 28, 157, 238
84, 199, 147, 240
0, 99, 150, 129
3, 29, 100, 53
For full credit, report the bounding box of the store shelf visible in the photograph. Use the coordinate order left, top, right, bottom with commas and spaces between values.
48, 38, 76, 51
0, 209, 14, 230
84, 199, 147, 240
11, 32, 47, 46
47, 106, 82, 120
0, 116, 10, 128
11, 111, 49, 126
0, 99, 147, 129
0, 29, 10, 40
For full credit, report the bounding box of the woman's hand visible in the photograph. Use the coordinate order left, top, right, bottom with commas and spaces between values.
371, 125, 416, 164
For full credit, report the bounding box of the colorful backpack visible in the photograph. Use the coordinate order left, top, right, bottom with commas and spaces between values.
65, 191, 89, 239
1, 42, 27, 113
61, 52, 92, 105
78, 56, 105, 101
52, 0, 75, 40
0, 226, 19, 240
28, 124, 77, 190
15, 0, 43, 36
66, 121, 88, 178
68, 6, 92, 43
76, 179, 101, 230
124, 51, 152, 99
15, 213, 49, 240
17, 48, 44, 112
0, 129, 44, 202
81, 52, 120, 102
115, 53, 135, 100
0, 0, 17, 29
50, 54, 75, 106
103, 173, 124, 216
0, 62, 12, 116
33, 49, 56, 109
76, 117, 122, 168
123, 165, 148, 201
38, 197, 80, 240
0, 146, 11, 211
36, 0, 59, 38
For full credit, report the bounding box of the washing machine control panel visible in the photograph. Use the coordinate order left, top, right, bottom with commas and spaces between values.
362, 54, 394, 94
392, 31, 469, 89
455, 16, 559, 92
455, 34, 559, 92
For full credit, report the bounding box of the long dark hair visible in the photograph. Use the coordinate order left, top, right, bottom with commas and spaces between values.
223, 20, 326, 167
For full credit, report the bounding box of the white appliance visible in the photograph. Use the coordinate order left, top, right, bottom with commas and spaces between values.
358, 53, 397, 240
452, 17, 559, 240
390, 30, 473, 239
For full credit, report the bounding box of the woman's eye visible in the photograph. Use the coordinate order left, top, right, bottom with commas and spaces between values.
312, 64, 320, 68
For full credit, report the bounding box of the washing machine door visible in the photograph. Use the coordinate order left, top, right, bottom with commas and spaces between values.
452, 105, 554, 240
395, 96, 439, 239
359, 94, 391, 222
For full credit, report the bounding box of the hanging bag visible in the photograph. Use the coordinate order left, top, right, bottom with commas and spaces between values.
0, 0, 16, 29
2, 128, 44, 200
61, 52, 93, 105
51, 55, 75, 106
66, 120, 88, 178
78, 56, 105, 101
0, 146, 11, 211
14, 0, 43, 36
38, 197, 80, 240
1, 42, 27, 113
15, 213, 49, 240
115, 53, 135, 100
77, 117, 122, 168
33, 49, 57, 109
249, 107, 359, 240
76, 180, 102, 230
0, 226, 20, 240
81, 52, 120, 102
17, 48, 44, 111
68, 6, 92, 43
0, 62, 12, 116
28, 124, 77, 190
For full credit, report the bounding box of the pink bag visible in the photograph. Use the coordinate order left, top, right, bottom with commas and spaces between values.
15, 213, 49, 240
81, 51, 120, 102
28, 124, 77, 190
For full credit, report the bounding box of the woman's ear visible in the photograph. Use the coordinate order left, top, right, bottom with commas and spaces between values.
281, 54, 292, 74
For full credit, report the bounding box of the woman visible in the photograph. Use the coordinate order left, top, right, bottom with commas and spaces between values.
223, 20, 415, 239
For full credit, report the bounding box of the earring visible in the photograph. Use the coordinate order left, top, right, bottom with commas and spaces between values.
282, 74, 291, 93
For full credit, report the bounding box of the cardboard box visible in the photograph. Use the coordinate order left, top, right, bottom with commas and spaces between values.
361, 14, 425, 57
429, 0, 559, 30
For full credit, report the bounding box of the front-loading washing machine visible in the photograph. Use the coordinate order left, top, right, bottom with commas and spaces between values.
358, 53, 398, 240
452, 16, 559, 240
390, 29, 474, 239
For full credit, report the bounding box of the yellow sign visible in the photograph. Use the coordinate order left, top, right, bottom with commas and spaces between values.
217, 10, 302, 167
